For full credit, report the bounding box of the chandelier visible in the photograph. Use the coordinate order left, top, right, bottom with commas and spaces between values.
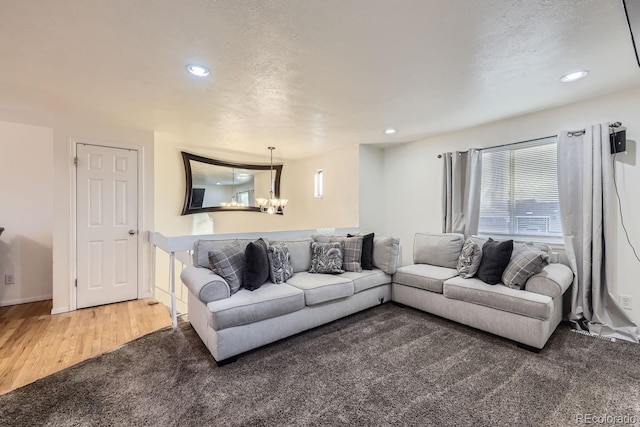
255, 147, 288, 214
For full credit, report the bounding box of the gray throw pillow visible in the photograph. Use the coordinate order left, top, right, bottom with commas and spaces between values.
267, 242, 294, 284
208, 241, 244, 294
502, 243, 550, 289
309, 241, 345, 274
330, 236, 363, 272
457, 238, 483, 278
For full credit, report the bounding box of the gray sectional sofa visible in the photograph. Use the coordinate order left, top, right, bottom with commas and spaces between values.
393, 232, 574, 350
181, 231, 574, 363
181, 234, 400, 363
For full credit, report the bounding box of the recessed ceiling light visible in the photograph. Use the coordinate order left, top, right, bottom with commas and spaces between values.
186, 63, 210, 77
384, 128, 397, 135
560, 70, 588, 83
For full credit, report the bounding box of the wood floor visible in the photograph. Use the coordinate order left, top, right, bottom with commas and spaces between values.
0, 298, 172, 395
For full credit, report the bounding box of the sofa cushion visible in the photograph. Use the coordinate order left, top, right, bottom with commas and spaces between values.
331, 235, 363, 272
476, 239, 514, 285
414, 232, 464, 268
348, 232, 375, 270
274, 239, 312, 273
339, 269, 391, 293
456, 238, 483, 279
208, 241, 244, 294
443, 276, 553, 320
242, 239, 270, 291
206, 283, 305, 331
373, 236, 400, 275
502, 243, 550, 290
286, 272, 354, 305
394, 264, 458, 294
267, 242, 294, 284
309, 241, 345, 274
194, 238, 254, 269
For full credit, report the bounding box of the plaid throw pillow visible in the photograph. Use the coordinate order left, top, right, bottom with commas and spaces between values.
309, 241, 345, 274
330, 236, 363, 272
502, 243, 550, 289
208, 241, 244, 294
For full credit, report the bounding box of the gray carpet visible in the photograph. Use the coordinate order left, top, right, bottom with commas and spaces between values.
1, 303, 639, 426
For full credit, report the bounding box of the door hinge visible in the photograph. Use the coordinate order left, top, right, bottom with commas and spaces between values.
75, 279, 77, 287
73, 157, 78, 166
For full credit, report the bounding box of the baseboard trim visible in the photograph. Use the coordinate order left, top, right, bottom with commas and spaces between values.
51, 306, 71, 315
0, 295, 52, 307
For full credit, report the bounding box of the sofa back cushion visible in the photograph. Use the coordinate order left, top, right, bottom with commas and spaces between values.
413, 232, 464, 268
373, 236, 400, 275
274, 239, 312, 273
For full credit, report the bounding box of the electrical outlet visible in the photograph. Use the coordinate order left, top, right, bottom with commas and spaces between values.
620, 295, 633, 311
4, 274, 15, 285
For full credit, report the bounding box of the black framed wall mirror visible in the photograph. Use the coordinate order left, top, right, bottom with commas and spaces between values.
181, 151, 283, 215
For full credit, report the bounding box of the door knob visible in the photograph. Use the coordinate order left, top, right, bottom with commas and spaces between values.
128, 229, 137, 235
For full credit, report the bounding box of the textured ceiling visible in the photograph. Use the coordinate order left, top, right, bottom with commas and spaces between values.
1, 0, 639, 159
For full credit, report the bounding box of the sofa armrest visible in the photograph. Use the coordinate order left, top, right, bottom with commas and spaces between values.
524, 263, 574, 298
180, 266, 230, 303
373, 236, 400, 275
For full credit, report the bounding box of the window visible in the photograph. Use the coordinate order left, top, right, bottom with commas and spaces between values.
314, 169, 323, 198
478, 137, 561, 239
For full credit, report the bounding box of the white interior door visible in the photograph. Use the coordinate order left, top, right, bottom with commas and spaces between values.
76, 144, 138, 309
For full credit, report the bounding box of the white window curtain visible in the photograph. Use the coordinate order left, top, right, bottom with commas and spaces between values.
441, 149, 482, 235
557, 123, 639, 342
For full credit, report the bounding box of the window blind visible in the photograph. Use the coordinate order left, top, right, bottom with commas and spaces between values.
478, 137, 561, 238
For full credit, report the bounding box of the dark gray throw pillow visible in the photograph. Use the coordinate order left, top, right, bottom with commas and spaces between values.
267, 242, 294, 284
208, 241, 244, 294
348, 232, 375, 270
242, 238, 270, 291
309, 241, 345, 274
475, 238, 514, 285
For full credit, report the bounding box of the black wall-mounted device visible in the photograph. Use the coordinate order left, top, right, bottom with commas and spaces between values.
610, 129, 627, 154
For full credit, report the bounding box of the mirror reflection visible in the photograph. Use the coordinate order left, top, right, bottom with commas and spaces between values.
181, 151, 282, 215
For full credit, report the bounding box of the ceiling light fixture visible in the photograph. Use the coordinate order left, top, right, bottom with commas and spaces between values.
186, 63, 210, 77
255, 147, 288, 214
384, 128, 397, 135
560, 70, 588, 83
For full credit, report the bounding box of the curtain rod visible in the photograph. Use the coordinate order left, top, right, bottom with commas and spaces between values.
436, 122, 623, 158
436, 134, 557, 158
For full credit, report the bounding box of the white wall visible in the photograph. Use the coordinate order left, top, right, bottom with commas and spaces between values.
0, 120, 54, 306
51, 116, 155, 314
359, 145, 385, 233
154, 135, 360, 236
382, 86, 640, 325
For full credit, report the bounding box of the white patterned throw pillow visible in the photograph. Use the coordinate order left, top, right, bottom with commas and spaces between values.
309, 241, 345, 274
267, 242, 294, 284
457, 238, 483, 279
